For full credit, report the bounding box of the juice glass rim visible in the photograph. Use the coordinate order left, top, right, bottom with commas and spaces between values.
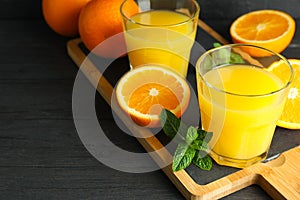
196, 43, 294, 97
120, 0, 200, 28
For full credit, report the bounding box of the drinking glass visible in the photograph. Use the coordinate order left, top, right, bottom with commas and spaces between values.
120, 0, 200, 77
196, 44, 294, 168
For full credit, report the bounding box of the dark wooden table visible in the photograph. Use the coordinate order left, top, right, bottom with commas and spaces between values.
1, 1, 300, 199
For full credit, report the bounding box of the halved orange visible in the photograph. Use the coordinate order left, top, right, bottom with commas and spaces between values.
115, 66, 190, 127
230, 10, 295, 57
268, 59, 300, 129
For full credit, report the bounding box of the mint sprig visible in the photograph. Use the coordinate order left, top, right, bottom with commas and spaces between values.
213, 42, 245, 64
172, 143, 196, 172
160, 109, 213, 172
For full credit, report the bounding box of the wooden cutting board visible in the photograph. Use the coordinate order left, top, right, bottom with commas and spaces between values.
67, 19, 300, 199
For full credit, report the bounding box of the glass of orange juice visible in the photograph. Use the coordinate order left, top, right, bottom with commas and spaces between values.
196, 44, 294, 168
120, 0, 200, 77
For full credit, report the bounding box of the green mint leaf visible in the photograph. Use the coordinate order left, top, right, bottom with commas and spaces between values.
213, 42, 222, 48
186, 126, 198, 145
197, 129, 213, 142
215, 44, 231, 64
190, 139, 203, 150
190, 140, 209, 151
193, 151, 213, 171
160, 109, 187, 141
172, 143, 196, 172
230, 52, 245, 64
203, 55, 213, 72
213, 42, 245, 64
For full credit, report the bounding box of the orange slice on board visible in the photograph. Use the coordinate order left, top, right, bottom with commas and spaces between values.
230, 10, 295, 57
116, 66, 190, 127
268, 59, 300, 129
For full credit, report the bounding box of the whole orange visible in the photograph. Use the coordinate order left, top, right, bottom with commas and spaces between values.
78, 0, 139, 58
42, 0, 91, 37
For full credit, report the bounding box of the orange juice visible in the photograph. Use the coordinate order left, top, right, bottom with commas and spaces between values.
123, 10, 197, 77
197, 65, 287, 167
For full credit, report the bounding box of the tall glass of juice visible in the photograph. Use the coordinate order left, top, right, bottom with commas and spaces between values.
196, 44, 294, 168
120, 0, 200, 77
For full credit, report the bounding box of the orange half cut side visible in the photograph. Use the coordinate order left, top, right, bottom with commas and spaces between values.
268, 59, 300, 129
116, 66, 190, 127
230, 10, 295, 56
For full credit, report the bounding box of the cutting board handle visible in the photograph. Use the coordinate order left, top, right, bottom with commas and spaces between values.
252, 146, 300, 199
